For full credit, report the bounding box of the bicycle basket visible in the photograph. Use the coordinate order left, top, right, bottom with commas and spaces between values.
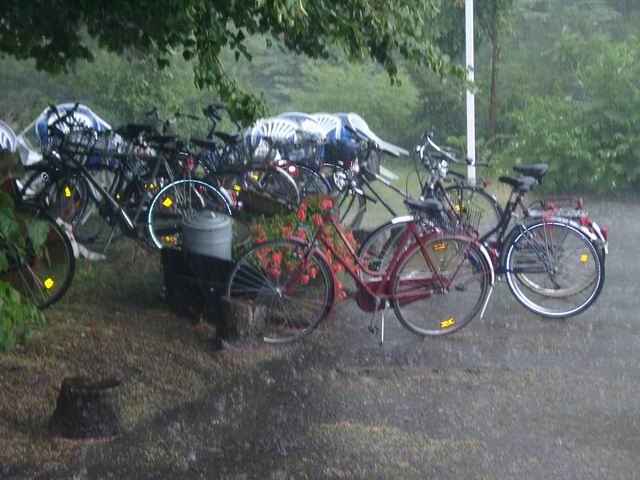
449, 199, 483, 234
62, 129, 121, 168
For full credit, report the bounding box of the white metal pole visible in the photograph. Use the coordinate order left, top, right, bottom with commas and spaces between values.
465, 0, 476, 186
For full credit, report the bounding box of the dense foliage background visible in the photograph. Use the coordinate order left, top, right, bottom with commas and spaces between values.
1, 0, 639, 193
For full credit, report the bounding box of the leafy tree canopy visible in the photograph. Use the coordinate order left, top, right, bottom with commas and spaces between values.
0, 0, 462, 123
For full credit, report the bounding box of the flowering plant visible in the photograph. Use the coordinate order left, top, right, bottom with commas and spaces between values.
244, 195, 359, 302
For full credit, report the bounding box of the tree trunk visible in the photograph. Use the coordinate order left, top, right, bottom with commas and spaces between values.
50, 377, 124, 438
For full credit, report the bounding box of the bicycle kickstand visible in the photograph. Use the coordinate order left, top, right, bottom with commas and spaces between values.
379, 301, 389, 346
367, 298, 380, 335
367, 299, 390, 346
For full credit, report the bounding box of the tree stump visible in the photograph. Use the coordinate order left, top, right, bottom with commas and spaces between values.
218, 296, 266, 341
49, 377, 124, 438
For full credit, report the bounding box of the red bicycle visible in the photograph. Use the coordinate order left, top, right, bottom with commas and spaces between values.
225, 198, 494, 343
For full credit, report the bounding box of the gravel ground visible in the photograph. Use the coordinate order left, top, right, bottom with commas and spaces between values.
5, 198, 640, 479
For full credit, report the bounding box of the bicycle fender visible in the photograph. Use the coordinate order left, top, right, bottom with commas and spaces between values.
391, 215, 413, 224
546, 215, 607, 255
475, 242, 495, 287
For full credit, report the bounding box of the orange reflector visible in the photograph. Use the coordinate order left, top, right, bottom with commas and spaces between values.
44, 278, 55, 289
163, 236, 177, 245
162, 197, 173, 208
433, 242, 447, 251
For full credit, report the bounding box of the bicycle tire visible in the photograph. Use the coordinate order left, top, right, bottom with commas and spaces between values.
1, 205, 75, 309
225, 238, 334, 343
291, 165, 332, 199
391, 233, 492, 336
504, 220, 604, 318
357, 219, 411, 282
258, 168, 301, 206
147, 179, 232, 249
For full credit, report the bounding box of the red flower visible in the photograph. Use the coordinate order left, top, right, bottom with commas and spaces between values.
309, 267, 317, 279
271, 251, 283, 267
321, 198, 333, 210
297, 206, 306, 221
338, 290, 348, 301
311, 213, 323, 226
268, 267, 281, 278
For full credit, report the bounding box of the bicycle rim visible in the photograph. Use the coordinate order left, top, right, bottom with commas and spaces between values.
391, 235, 491, 336
226, 239, 334, 343
293, 165, 331, 199
1, 207, 75, 309
505, 221, 604, 318
357, 220, 411, 282
259, 169, 300, 205
333, 188, 366, 230
147, 179, 232, 249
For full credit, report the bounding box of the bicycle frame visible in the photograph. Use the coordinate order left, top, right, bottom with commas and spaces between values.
307, 211, 471, 305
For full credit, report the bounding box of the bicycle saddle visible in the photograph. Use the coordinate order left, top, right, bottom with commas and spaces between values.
404, 197, 443, 213
498, 175, 537, 193
513, 163, 548, 183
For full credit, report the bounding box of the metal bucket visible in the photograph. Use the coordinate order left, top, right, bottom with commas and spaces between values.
181, 210, 232, 260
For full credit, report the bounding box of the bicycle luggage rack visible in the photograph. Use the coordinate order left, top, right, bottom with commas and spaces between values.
527, 196, 588, 219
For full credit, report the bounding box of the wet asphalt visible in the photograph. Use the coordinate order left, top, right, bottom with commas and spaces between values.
29, 199, 640, 479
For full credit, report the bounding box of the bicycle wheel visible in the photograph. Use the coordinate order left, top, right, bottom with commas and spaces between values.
1, 206, 75, 309
333, 188, 366, 230
391, 234, 492, 336
443, 185, 501, 238
147, 179, 232, 249
322, 163, 366, 229
259, 168, 300, 206
357, 220, 411, 282
504, 220, 604, 318
289, 165, 332, 199
226, 238, 334, 343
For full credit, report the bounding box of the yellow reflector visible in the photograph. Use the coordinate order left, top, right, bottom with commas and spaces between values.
581, 254, 588, 264
454, 203, 463, 213
64, 186, 72, 198
146, 183, 156, 190
44, 278, 55, 289
251, 174, 259, 181
162, 197, 173, 208
233, 185, 242, 192
433, 242, 447, 251
116, 193, 121, 200
441, 318, 455, 329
